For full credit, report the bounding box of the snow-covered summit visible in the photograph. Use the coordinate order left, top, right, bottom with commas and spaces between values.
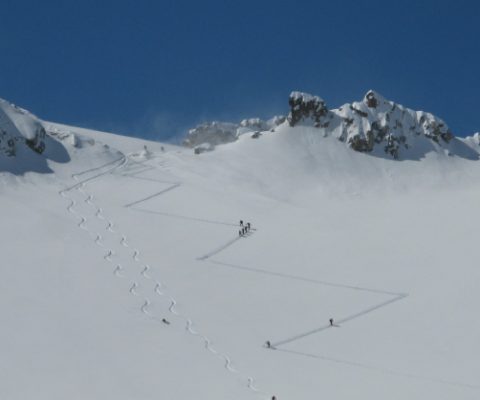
287, 90, 458, 159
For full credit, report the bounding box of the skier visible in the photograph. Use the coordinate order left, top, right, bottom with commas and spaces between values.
247, 222, 251, 230
240, 220, 244, 227
329, 318, 334, 326
162, 318, 170, 325
265, 340, 271, 348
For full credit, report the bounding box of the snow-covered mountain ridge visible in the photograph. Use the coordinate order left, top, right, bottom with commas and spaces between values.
184, 90, 479, 161
287, 90, 454, 159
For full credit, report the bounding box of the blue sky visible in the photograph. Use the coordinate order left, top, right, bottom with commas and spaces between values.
0, 0, 479, 141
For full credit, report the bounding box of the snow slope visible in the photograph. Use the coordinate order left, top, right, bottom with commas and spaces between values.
1, 108, 480, 399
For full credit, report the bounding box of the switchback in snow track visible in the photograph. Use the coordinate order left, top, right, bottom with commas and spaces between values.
206, 260, 407, 348
58, 151, 269, 399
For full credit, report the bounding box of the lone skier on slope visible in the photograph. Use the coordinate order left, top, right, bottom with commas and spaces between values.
329, 318, 334, 326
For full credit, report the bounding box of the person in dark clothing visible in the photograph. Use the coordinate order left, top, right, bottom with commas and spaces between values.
329, 318, 334, 326
247, 222, 251, 230
162, 318, 170, 325
265, 340, 271, 348
240, 220, 244, 227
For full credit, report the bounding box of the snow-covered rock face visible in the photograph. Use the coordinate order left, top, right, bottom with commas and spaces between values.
287, 91, 328, 128
288, 90, 455, 159
183, 90, 461, 160
183, 116, 285, 153
0, 98, 46, 157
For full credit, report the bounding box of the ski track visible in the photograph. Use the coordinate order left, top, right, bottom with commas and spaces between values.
53, 135, 472, 396
58, 154, 268, 398
129, 282, 139, 296
104, 249, 114, 261
113, 264, 124, 277
131, 207, 238, 227
196, 235, 246, 261
119, 164, 237, 227
208, 260, 405, 297
59, 152, 412, 397
277, 348, 480, 390
270, 294, 406, 348
124, 184, 181, 208
106, 221, 115, 232
57, 150, 414, 397
205, 260, 407, 348
141, 265, 151, 279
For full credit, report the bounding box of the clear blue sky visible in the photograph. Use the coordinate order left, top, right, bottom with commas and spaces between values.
1, 0, 479, 141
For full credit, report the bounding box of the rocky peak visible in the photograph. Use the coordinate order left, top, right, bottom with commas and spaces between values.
365, 90, 380, 108
287, 90, 455, 159
287, 91, 328, 127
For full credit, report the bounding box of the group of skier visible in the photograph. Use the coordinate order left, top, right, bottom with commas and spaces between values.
238, 220, 252, 236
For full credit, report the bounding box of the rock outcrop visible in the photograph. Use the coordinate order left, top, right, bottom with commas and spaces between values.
287, 90, 454, 159
183, 121, 239, 149
287, 92, 328, 127
183, 116, 285, 153
0, 98, 46, 157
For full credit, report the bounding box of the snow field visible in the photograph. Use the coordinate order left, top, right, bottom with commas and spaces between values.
3, 120, 480, 399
